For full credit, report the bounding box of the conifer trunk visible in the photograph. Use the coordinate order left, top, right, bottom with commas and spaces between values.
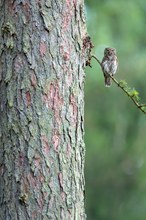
0, 0, 88, 219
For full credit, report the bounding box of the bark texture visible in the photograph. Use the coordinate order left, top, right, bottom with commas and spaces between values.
0, 0, 88, 219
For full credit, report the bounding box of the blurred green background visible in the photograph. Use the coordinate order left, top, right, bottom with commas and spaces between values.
85, 1, 146, 220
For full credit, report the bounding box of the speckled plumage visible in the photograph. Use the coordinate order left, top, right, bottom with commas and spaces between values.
101, 47, 118, 87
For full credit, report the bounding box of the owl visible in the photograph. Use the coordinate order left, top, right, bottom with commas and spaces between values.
101, 47, 118, 87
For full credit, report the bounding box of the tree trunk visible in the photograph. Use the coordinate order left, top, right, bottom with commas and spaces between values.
0, 0, 88, 219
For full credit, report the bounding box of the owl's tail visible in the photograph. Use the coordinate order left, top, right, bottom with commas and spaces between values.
104, 76, 112, 87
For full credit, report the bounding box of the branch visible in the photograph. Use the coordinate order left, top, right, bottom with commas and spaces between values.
91, 55, 102, 68
91, 54, 146, 115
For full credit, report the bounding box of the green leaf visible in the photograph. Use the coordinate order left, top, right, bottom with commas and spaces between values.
119, 80, 128, 88
128, 88, 140, 101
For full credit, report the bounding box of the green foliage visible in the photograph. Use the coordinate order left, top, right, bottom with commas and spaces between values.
119, 80, 128, 88
128, 88, 139, 100
141, 106, 146, 112
85, 1, 146, 220
119, 80, 140, 101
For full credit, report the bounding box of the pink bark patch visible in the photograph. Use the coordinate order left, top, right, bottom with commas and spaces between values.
27, 173, 36, 188
32, 211, 37, 220
70, 94, 78, 125
41, 135, 50, 155
63, 16, 70, 31
43, 81, 64, 126
37, 194, 44, 210
63, 51, 70, 61
66, 0, 71, 9
60, 43, 71, 63
34, 155, 41, 167
67, 73, 73, 87
73, 0, 77, 6
58, 172, 63, 189
31, 72, 37, 88
52, 133, 60, 152
39, 41, 47, 57
26, 91, 31, 106
22, 3, 30, 22
67, 144, 71, 157
61, 192, 66, 201
39, 174, 45, 183
14, 55, 24, 72
21, 175, 30, 193
62, 0, 74, 30
8, 1, 16, 15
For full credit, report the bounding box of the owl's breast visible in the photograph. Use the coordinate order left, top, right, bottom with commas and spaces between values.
102, 60, 110, 73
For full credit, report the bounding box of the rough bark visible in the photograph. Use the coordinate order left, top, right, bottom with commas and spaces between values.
0, 0, 88, 219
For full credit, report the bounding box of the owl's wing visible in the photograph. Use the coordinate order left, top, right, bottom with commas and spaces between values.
102, 60, 110, 74
109, 59, 118, 74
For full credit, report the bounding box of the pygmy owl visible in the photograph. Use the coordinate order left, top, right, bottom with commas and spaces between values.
101, 47, 118, 87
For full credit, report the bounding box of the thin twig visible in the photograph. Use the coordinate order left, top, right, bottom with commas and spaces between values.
91, 55, 102, 68
110, 75, 146, 115
91, 54, 146, 115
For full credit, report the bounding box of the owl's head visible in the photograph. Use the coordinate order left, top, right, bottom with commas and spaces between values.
104, 47, 116, 56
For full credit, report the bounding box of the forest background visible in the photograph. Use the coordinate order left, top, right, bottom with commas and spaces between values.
85, 1, 146, 220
